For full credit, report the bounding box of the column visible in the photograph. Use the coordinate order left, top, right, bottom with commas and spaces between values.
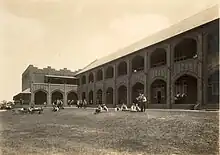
113, 64, 117, 105
127, 59, 132, 105
47, 83, 51, 105
166, 44, 172, 109
197, 34, 203, 108
64, 84, 67, 105
170, 44, 175, 108
202, 33, 208, 107
145, 51, 149, 108
30, 83, 34, 105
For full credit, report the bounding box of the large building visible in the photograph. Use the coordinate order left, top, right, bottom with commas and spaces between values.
13, 65, 79, 105
75, 6, 219, 109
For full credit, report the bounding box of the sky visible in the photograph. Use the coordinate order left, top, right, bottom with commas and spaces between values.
0, 0, 219, 101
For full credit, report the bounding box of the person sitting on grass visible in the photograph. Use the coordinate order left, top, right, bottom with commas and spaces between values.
115, 104, 121, 111
121, 103, 128, 111
94, 104, 103, 114
102, 104, 108, 112
130, 103, 137, 112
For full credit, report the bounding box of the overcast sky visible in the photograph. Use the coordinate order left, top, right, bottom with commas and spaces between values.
0, 0, 218, 101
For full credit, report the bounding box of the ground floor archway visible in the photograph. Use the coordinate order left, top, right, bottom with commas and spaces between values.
132, 82, 144, 103
96, 89, 103, 104
118, 85, 127, 105
52, 91, 63, 103
106, 87, 113, 105
89, 91, 93, 104
34, 90, 47, 105
174, 74, 197, 104
82, 92, 86, 100
67, 91, 78, 105
151, 79, 166, 104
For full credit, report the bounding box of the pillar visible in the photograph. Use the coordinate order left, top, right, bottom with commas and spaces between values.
166, 44, 172, 109
197, 34, 203, 108
170, 44, 175, 108
113, 64, 117, 105
48, 83, 51, 105
127, 59, 132, 105
145, 51, 149, 107
30, 83, 34, 105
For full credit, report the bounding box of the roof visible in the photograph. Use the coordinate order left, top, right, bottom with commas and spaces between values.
45, 75, 77, 79
21, 88, 31, 94
13, 88, 31, 99
76, 5, 219, 75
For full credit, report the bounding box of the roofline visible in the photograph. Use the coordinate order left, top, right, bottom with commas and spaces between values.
75, 5, 219, 75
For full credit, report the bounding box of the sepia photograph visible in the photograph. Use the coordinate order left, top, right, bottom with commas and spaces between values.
0, 0, 219, 155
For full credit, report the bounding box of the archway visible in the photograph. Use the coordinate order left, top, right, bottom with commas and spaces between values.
151, 80, 166, 104
34, 90, 47, 105
67, 91, 78, 105
118, 85, 127, 105
89, 90, 93, 104
150, 48, 166, 68
105, 66, 114, 79
106, 87, 113, 105
117, 61, 127, 76
82, 92, 86, 100
52, 91, 63, 103
132, 55, 144, 72
208, 70, 219, 104
96, 89, 103, 104
96, 69, 103, 81
89, 73, 94, 83
132, 82, 144, 103
174, 38, 197, 62
174, 74, 197, 104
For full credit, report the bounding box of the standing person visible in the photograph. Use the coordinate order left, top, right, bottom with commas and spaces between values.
83, 99, 87, 109
141, 93, 147, 112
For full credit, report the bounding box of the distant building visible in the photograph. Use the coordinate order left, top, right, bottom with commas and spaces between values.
13, 65, 79, 105
75, 6, 219, 109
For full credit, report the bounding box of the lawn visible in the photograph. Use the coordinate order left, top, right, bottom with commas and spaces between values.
0, 108, 219, 155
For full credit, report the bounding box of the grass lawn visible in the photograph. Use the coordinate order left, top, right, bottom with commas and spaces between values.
0, 108, 219, 155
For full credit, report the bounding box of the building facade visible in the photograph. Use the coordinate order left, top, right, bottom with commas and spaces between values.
14, 65, 79, 105
76, 6, 219, 109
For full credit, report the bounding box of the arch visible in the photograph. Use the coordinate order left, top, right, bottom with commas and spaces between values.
208, 70, 219, 104
51, 91, 63, 103
132, 82, 144, 103
34, 90, 47, 105
174, 38, 197, 62
132, 55, 144, 72
174, 74, 197, 104
96, 89, 103, 104
117, 85, 127, 105
81, 92, 86, 100
150, 79, 166, 104
106, 87, 113, 105
96, 69, 103, 81
89, 90, 94, 104
173, 71, 198, 85
88, 73, 94, 83
150, 48, 166, 68
117, 61, 127, 76
67, 91, 78, 105
81, 75, 86, 85
105, 66, 114, 79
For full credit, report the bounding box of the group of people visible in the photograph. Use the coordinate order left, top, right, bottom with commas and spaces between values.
94, 92, 147, 114
94, 103, 109, 114
52, 99, 64, 111
76, 99, 88, 108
